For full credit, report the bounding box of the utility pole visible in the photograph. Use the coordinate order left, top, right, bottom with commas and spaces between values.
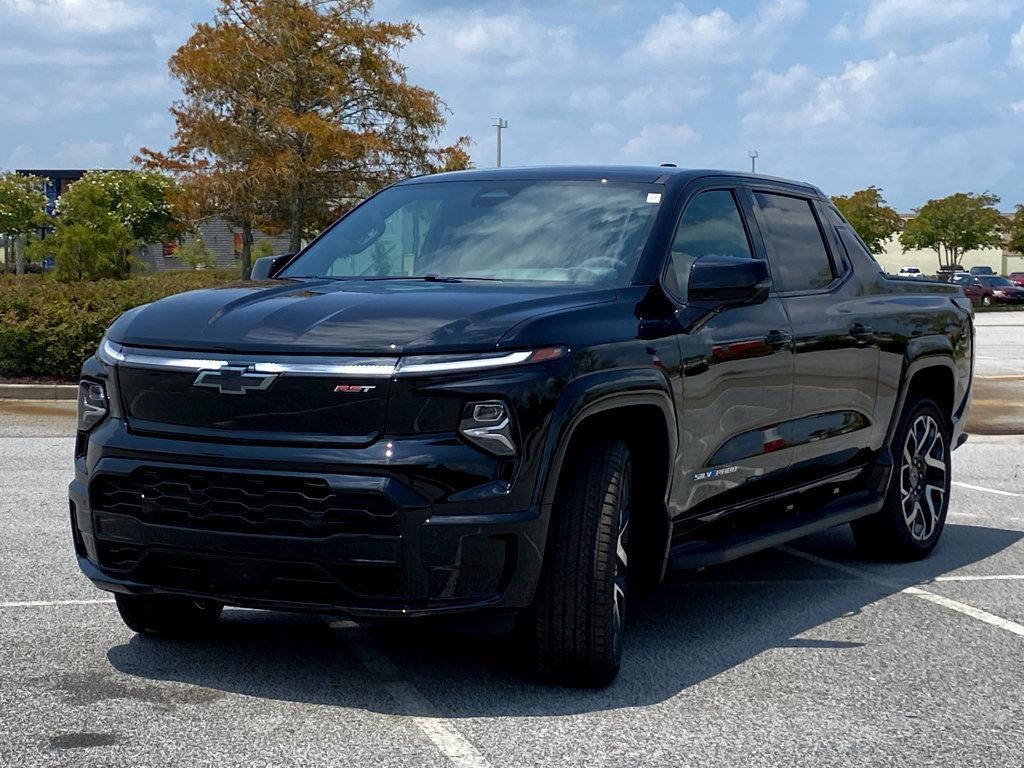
748, 149, 759, 174
492, 117, 508, 167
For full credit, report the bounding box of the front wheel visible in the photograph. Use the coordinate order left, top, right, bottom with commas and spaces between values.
532, 438, 631, 686
115, 593, 223, 637
981, 295, 992, 307
852, 397, 951, 560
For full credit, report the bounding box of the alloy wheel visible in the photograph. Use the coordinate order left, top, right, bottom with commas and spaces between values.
611, 468, 631, 649
899, 414, 947, 541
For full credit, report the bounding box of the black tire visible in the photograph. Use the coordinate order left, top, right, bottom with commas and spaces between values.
851, 396, 951, 560
981, 295, 992, 307
532, 438, 631, 687
115, 593, 223, 637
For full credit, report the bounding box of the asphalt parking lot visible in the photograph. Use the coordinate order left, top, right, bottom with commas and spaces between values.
1, 315, 1022, 767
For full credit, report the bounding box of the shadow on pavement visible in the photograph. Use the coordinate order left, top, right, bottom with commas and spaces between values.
106, 522, 1022, 718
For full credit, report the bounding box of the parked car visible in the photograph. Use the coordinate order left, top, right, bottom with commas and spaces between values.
897, 266, 923, 278
969, 265, 996, 276
955, 274, 1024, 306
936, 265, 966, 283
1008, 271, 1024, 287
70, 166, 973, 686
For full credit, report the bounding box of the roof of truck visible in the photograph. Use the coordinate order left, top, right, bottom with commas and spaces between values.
399, 165, 821, 194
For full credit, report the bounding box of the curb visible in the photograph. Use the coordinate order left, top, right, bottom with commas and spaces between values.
0, 383, 78, 401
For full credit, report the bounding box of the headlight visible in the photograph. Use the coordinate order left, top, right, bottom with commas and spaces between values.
459, 400, 516, 456
992, 290, 1005, 296
77, 380, 108, 432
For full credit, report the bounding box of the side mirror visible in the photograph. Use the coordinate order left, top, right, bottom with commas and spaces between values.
687, 254, 771, 309
250, 253, 294, 280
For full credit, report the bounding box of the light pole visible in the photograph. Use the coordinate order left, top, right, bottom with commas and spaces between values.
748, 149, 759, 174
492, 117, 508, 167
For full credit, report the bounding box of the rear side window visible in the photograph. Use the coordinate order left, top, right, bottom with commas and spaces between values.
666, 190, 752, 300
753, 192, 835, 292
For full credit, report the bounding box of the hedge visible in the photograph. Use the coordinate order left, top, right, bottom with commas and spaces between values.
0, 270, 240, 380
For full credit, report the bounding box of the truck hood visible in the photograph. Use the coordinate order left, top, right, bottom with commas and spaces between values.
107, 278, 616, 354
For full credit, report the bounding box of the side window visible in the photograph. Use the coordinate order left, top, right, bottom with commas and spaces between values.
836, 224, 883, 274
666, 190, 753, 300
753, 192, 836, 292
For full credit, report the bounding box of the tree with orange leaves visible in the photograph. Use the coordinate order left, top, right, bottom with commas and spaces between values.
140, 0, 470, 279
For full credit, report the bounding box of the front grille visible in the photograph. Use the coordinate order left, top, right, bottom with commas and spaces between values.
92, 467, 401, 538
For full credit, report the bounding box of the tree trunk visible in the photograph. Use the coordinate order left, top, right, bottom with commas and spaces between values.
14, 234, 26, 276
288, 189, 304, 254
240, 221, 253, 280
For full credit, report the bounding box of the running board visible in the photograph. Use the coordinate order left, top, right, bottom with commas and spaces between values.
670, 491, 884, 571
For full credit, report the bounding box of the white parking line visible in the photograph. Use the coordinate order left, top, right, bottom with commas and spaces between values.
329, 620, 490, 768
779, 546, 1024, 639
952, 481, 1021, 497
0, 598, 115, 609
933, 575, 1024, 582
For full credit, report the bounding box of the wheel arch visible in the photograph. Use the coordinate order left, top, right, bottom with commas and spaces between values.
537, 370, 678, 583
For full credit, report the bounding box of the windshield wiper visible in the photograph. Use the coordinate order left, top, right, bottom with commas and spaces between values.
362, 274, 504, 283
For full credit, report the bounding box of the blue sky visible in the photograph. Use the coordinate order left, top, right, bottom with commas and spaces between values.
2, 0, 1023, 210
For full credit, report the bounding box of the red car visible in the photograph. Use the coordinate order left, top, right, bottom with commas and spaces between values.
955, 275, 1024, 306
1009, 272, 1024, 287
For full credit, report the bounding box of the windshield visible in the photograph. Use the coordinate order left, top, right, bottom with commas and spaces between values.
280, 180, 664, 285
981, 276, 1013, 287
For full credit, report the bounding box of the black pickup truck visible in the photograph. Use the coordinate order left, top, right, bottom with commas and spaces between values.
70, 166, 973, 686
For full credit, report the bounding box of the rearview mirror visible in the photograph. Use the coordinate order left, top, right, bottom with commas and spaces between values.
250, 253, 294, 280
687, 254, 771, 309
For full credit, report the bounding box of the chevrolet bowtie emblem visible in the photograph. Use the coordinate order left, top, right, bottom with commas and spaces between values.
192, 366, 278, 395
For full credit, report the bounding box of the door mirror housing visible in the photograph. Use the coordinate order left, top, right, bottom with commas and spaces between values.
250, 253, 294, 280
686, 255, 771, 309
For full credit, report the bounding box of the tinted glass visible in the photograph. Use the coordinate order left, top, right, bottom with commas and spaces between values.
981, 277, 1013, 287
754, 192, 835, 292
666, 190, 752, 299
281, 180, 663, 286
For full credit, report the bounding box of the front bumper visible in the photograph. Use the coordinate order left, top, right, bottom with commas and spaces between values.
70, 420, 550, 618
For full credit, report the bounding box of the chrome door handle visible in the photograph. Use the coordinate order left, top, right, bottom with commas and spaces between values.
850, 322, 874, 342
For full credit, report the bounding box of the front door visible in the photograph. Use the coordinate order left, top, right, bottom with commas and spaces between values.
665, 186, 795, 520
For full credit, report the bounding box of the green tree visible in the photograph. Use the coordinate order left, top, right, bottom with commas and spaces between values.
143, 0, 471, 270
60, 170, 182, 246
831, 186, 903, 254
34, 219, 136, 282
176, 238, 217, 270
1008, 205, 1024, 256
0, 172, 48, 275
900, 192, 1005, 269
251, 238, 278, 260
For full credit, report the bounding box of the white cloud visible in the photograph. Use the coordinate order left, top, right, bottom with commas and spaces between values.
619, 123, 700, 161
861, 0, 1019, 40
1010, 99, 1024, 114
828, 21, 852, 42
1011, 21, 1024, 68
631, 0, 808, 66
403, 11, 576, 78
752, 0, 808, 37
741, 33, 991, 135
0, 0, 155, 34
634, 6, 741, 63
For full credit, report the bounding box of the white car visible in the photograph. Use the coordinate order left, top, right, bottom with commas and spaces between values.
897, 266, 923, 278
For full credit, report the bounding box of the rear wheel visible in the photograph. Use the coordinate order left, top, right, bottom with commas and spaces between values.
115, 593, 223, 637
532, 438, 631, 686
852, 396, 950, 560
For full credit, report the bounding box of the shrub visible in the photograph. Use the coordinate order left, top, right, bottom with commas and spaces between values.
177, 238, 217, 270
0, 270, 239, 380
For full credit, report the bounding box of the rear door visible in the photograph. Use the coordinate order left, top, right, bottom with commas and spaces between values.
667, 183, 795, 518
748, 188, 879, 487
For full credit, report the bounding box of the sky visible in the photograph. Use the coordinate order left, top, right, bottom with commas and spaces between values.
2, 0, 1023, 211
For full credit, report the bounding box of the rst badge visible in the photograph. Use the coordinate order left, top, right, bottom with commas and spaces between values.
334, 384, 377, 393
